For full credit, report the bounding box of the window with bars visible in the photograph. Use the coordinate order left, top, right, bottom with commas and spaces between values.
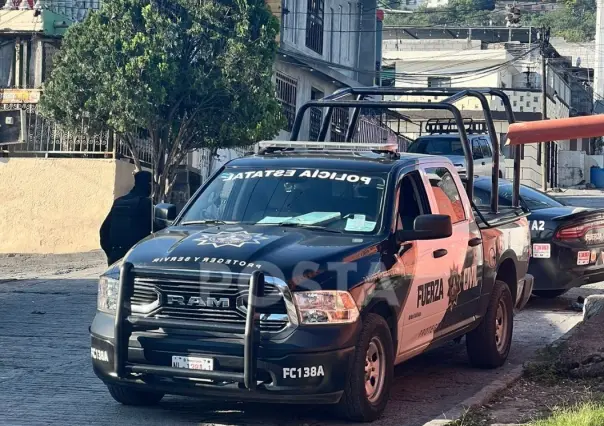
330, 108, 349, 142
309, 87, 324, 141
275, 72, 298, 132
306, 0, 324, 54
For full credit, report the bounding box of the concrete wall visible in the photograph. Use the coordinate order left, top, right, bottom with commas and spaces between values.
274, 58, 340, 140
0, 158, 136, 254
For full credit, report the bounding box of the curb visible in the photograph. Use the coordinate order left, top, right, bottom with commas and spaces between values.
422, 321, 584, 426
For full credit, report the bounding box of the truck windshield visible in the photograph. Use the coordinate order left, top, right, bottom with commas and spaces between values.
179, 167, 388, 233
408, 137, 464, 156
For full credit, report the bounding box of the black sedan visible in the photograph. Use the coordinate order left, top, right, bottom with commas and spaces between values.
472, 177, 604, 298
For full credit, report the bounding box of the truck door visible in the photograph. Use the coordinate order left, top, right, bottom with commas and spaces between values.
478, 137, 494, 177
420, 165, 483, 335
471, 138, 488, 176
393, 170, 454, 357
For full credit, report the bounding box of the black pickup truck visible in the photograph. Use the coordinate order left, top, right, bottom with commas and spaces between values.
90, 88, 533, 422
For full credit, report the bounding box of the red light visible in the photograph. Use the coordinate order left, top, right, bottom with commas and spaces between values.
555, 225, 587, 240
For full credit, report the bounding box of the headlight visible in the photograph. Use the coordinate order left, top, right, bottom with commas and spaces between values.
97, 276, 119, 314
293, 291, 359, 325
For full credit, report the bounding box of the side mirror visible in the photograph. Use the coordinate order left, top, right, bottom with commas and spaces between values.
397, 214, 453, 242
154, 203, 177, 231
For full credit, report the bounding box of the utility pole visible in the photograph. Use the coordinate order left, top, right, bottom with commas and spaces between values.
540, 27, 550, 191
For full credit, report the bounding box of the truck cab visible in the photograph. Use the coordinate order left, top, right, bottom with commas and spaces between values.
91, 140, 533, 422
407, 118, 506, 178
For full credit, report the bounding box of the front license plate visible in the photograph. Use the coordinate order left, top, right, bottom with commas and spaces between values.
172, 355, 214, 371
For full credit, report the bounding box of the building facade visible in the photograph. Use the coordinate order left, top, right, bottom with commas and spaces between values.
380, 26, 591, 189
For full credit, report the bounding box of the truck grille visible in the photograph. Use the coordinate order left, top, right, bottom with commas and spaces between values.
131, 274, 290, 333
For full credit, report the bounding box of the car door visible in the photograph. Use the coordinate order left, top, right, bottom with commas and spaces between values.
420, 164, 484, 335
394, 169, 457, 358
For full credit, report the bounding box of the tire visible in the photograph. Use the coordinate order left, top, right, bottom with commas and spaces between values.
335, 313, 394, 422
532, 289, 569, 299
466, 280, 513, 369
106, 383, 164, 406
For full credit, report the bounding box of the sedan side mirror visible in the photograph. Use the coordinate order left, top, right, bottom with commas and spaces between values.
397, 214, 453, 242
154, 203, 177, 231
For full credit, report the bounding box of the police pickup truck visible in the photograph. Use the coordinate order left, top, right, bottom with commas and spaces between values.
91, 136, 533, 421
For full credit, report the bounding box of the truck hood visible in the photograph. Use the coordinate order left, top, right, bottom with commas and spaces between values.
443, 154, 466, 166
107, 224, 384, 291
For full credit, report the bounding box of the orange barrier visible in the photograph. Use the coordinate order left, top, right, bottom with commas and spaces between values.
506, 114, 604, 146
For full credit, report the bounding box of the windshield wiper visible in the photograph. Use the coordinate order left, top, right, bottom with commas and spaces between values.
277, 222, 343, 233
180, 219, 237, 226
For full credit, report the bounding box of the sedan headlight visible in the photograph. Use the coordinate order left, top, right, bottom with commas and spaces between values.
293, 291, 359, 325
97, 276, 119, 314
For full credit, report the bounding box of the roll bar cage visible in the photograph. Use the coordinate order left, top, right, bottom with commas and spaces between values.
289, 87, 522, 215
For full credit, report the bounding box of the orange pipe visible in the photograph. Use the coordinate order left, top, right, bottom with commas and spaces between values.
506, 114, 604, 146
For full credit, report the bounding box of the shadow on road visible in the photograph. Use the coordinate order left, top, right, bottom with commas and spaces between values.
2, 277, 604, 426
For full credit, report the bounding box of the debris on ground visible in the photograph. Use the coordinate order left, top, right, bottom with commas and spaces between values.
449, 300, 604, 425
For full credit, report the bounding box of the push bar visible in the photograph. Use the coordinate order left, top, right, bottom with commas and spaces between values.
113, 262, 264, 390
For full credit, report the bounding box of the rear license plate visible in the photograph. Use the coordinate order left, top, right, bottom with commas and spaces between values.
577, 251, 590, 265
172, 356, 214, 371
532, 243, 551, 258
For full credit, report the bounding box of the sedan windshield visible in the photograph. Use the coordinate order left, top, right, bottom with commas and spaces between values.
407, 137, 465, 156
180, 167, 388, 233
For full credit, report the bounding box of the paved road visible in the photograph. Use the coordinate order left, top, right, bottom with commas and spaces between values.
1, 192, 602, 426
0, 260, 601, 426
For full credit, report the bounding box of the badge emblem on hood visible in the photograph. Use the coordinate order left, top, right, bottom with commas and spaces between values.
193, 230, 269, 248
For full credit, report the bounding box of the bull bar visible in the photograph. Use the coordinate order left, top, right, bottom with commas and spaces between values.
113, 262, 265, 390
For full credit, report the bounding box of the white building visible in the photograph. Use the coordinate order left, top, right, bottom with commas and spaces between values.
381, 32, 573, 189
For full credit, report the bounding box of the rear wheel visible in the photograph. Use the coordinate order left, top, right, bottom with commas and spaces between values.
466, 280, 513, 369
106, 383, 164, 406
532, 289, 569, 299
336, 313, 394, 422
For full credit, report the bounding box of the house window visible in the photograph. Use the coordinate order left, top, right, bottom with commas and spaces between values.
427, 77, 451, 88
331, 108, 349, 141
309, 87, 324, 141
275, 72, 298, 132
520, 96, 524, 101
306, 0, 324, 54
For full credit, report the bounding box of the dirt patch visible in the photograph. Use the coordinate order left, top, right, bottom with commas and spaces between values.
0, 251, 106, 280
452, 311, 604, 425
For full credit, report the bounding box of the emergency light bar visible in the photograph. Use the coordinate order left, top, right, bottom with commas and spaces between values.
256, 141, 398, 153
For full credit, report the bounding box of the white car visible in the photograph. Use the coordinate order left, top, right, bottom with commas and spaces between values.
407, 133, 505, 178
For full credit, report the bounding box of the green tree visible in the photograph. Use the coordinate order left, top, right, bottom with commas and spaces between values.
385, 0, 596, 43
40, 0, 284, 202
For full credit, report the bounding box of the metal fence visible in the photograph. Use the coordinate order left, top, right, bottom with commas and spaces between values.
1, 103, 114, 156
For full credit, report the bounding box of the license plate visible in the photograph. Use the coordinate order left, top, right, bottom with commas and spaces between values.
172, 355, 214, 371
532, 243, 551, 258
577, 251, 590, 265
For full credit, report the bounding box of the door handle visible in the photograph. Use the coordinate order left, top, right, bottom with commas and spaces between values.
469, 237, 482, 247
433, 249, 448, 258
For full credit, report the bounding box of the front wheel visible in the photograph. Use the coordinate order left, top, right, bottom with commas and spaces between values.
336, 313, 394, 422
106, 383, 164, 406
466, 280, 513, 369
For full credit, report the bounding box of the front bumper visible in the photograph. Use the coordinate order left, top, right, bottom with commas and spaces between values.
91, 334, 353, 403
91, 263, 358, 403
